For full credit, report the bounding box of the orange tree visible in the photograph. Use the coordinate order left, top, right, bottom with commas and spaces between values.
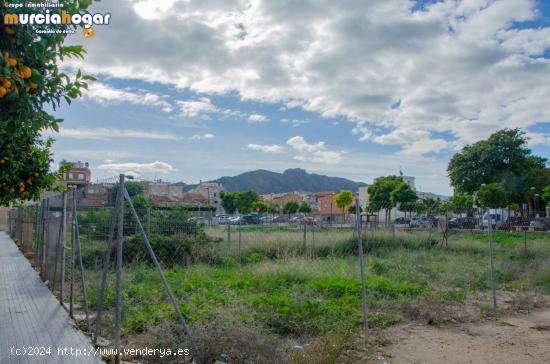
0, 1, 95, 205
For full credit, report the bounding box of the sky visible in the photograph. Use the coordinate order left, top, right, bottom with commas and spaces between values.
48, 0, 550, 195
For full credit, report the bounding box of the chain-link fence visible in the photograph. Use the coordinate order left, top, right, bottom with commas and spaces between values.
6, 179, 550, 363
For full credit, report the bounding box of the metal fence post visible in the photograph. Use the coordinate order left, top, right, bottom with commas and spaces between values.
123, 188, 204, 364
93, 187, 122, 344
311, 222, 315, 257
41, 199, 49, 281
17, 207, 22, 243
73, 190, 91, 332
227, 223, 231, 255
146, 207, 151, 234
238, 218, 242, 264
303, 223, 307, 252
60, 192, 67, 304
488, 212, 497, 309
355, 197, 369, 333
115, 174, 125, 364
70, 189, 76, 318
34, 201, 43, 269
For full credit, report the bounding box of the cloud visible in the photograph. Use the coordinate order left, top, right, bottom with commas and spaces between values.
248, 113, 268, 123
280, 118, 309, 127
60, 149, 137, 161
372, 128, 451, 155
83, 82, 173, 112
177, 97, 219, 117
67, 0, 550, 155
97, 161, 175, 174
50, 127, 181, 141
190, 133, 215, 140
247, 143, 285, 153
286, 136, 343, 164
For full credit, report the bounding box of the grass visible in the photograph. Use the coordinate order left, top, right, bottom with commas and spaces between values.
73, 227, 550, 363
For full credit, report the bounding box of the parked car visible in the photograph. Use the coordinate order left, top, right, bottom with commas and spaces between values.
410, 217, 433, 228
260, 215, 274, 224
300, 217, 317, 226
290, 216, 301, 224
217, 215, 231, 224
447, 217, 476, 229
242, 214, 261, 225
393, 217, 410, 228
229, 216, 242, 225
188, 217, 207, 226
530, 217, 550, 231
499, 216, 529, 230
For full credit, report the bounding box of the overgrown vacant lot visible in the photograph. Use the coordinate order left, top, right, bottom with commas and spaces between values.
79, 227, 550, 363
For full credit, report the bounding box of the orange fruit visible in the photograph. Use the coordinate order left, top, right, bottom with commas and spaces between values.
0, 86, 6, 98
0, 159, 5, 165
30, 82, 38, 89
21, 66, 31, 79
5, 27, 15, 35
2, 80, 11, 89
7, 58, 17, 67
24, 86, 30, 93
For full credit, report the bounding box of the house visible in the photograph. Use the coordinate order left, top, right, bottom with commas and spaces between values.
79, 183, 112, 207
60, 161, 91, 186
261, 192, 304, 208
189, 181, 224, 213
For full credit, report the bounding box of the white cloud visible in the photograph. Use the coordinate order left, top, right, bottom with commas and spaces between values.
84, 82, 173, 112
60, 149, 137, 161
190, 133, 215, 140
97, 161, 175, 174
177, 97, 219, 117
280, 118, 309, 127
50, 127, 181, 140
68, 0, 550, 155
248, 113, 268, 123
247, 143, 285, 153
286, 136, 343, 164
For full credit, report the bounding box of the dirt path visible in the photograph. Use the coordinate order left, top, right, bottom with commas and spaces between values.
380, 309, 550, 364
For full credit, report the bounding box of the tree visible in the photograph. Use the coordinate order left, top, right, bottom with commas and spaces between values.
419, 197, 442, 216
110, 181, 143, 205
298, 202, 312, 214
476, 183, 507, 209
448, 129, 547, 208
334, 190, 353, 218
283, 201, 299, 215
449, 192, 474, 217
543, 186, 550, 204
267, 204, 279, 214
219, 190, 260, 214
367, 176, 407, 224
348, 204, 362, 214
132, 194, 153, 210
391, 182, 417, 217
252, 200, 269, 213
220, 191, 237, 214
0, 3, 95, 205
235, 190, 259, 213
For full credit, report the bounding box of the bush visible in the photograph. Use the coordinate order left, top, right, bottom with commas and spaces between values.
121, 232, 216, 266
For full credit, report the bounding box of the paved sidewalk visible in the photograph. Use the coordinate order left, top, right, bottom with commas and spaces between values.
0, 232, 104, 364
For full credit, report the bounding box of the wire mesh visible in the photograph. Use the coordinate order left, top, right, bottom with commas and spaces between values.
6, 194, 550, 363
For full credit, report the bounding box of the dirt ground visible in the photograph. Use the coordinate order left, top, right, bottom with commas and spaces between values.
376, 308, 550, 364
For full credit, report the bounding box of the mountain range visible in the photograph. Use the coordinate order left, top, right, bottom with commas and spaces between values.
174, 168, 366, 194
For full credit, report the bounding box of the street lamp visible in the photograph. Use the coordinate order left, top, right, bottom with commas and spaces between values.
535, 193, 540, 218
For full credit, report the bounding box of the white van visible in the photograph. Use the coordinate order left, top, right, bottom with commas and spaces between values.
480, 209, 511, 229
